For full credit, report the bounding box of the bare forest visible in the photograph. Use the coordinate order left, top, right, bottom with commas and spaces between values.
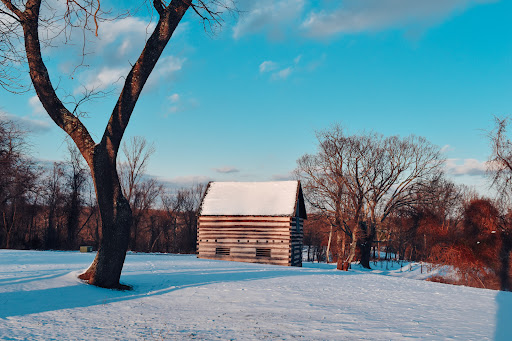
0, 119, 203, 255
298, 123, 512, 292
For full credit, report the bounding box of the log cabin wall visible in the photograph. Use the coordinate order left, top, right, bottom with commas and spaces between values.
197, 216, 297, 266
196, 181, 306, 267
290, 217, 303, 266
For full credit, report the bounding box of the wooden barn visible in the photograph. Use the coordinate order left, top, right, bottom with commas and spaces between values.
197, 181, 307, 266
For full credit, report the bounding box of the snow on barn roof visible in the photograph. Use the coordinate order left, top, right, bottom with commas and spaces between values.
199, 181, 306, 217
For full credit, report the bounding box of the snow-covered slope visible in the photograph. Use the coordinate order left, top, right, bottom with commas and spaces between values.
1, 250, 511, 340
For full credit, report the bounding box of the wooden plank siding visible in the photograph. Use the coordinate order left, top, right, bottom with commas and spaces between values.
290, 217, 303, 267
197, 216, 303, 266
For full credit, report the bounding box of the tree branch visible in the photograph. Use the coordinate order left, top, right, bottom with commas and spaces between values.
153, 0, 164, 16
0, 0, 23, 19
20, 0, 96, 165
101, 0, 190, 157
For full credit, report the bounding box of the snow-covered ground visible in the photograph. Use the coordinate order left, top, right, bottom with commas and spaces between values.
1, 250, 511, 340
350, 259, 459, 282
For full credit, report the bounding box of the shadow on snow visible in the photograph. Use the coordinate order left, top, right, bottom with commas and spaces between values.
0, 257, 352, 319
494, 290, 512, 340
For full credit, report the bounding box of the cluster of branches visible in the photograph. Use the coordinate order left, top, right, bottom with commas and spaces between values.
296, 125, 444, 270
0, 118, 204, 253
298, 121, 512, 291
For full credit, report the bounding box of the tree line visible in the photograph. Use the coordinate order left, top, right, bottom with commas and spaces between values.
0, 119, 202, 254
296, 121, 512, 291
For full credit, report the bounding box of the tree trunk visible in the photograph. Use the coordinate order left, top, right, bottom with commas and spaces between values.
130, 217, 139, 251
326, 224, 333, 263
78, 149, 132, 289
15, 0, 190, 288
67, 192, 80, 249
359, 222, 375, 269
341, 230, 346, 261
499, 233, 512, 291
377, 241, 381, 262
338, 226, 357, 271
94, 206, 101, 250
359, 238, 372, 269
342, 233, 357, 271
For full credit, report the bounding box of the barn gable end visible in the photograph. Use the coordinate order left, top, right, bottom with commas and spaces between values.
197, 181, 306, 266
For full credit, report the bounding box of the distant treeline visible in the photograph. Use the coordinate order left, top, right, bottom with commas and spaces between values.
304, 197, 512, 291
0, 119, 203, 254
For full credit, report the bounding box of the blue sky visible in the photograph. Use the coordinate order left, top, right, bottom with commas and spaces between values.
1, 0, 511, 193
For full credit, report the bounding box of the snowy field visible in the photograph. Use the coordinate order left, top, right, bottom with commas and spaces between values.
1, 250, 511, 340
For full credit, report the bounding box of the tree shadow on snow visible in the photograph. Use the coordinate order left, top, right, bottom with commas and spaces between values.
494, 290, 512, 340
0, 258, 353, 319
0, 271, 70, 285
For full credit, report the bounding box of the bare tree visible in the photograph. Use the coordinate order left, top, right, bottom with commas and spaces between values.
0, 119, 38, 248
119, 136, 155, 204
488, 117, 512, 291
132, 178, 163, 250
489, 117, 512, 201
0, 0, 234, 288
63, 143, 89, 249
118, 136, 161, 251
359, 134, 444, 267
41, 162, 65, 249
296, 125, 444, 270
161, 183, 204, 253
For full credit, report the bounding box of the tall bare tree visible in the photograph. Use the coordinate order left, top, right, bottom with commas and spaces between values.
296, 125, 443, 270
42, 162, 65, 249
0, 0, 233, 288
488, 117, 512, 291
0, 119, 38, 248
63, 143, 89, 249
119, 136, 156, 206
161, 183, 204, 253
489, 117, 512, 201
118, 136, 160, 250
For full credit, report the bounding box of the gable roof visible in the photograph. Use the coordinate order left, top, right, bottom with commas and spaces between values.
199, 181, 307, 218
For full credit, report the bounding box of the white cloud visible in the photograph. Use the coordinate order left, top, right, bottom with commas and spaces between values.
259, 61, 278, 73
169, 93, 180, 103
82, 66, 129, 92
98, 17, 155, 49
440, 144, 454, 154
78, 55, 185, 94
272, 172, 295, 181
272, 67, 293, 80
50, 16, 155, 74
0, 110, 51, 133
156, 55, 186, 75
118, 39, 133, 57
164, 175, 212, 186
29, 96, 46, 116
233, 0, 305, 39
302, 0, 495, 38
165, 94, 199, 115
213, 166, 240, 174
145, 55, 187, 91
260, 54, 310, 80
445, 158, 489, 176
